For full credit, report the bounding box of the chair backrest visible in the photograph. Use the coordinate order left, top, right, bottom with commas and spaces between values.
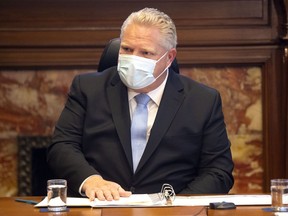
98, 38, 179, 74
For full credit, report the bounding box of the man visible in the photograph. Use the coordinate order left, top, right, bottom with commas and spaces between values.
47, 7, 234, 201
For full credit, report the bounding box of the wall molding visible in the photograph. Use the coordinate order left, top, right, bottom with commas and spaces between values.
0, 0, 278, 68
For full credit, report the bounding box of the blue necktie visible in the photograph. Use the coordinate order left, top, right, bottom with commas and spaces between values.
131, 94, 150, 172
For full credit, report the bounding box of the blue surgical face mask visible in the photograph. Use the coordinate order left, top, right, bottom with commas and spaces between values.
117, 52, 168, 89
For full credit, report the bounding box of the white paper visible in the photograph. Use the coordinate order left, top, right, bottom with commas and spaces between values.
35, 194, 272, 208
173, 194, 271, 206
35, 194, 162, 208
91, 194, 163, 207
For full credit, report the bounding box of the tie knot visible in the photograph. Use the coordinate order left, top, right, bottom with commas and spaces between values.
135, 94, 150, 106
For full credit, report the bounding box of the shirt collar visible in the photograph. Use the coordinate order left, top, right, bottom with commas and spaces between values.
128, 70, 169, 106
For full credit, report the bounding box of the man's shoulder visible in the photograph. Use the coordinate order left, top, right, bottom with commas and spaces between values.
69, 67, 119, 93
71, 67, 118, 87
76, 67, 118, 80
176, 74, 218, 95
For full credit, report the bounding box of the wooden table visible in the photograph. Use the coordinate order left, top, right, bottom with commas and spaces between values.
0, 197, 277, 216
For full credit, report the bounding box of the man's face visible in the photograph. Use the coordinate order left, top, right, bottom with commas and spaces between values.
119, 23, 175, 82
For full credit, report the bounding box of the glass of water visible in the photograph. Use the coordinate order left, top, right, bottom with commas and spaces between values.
271, 179, 288, 212
47, 179, 67, 212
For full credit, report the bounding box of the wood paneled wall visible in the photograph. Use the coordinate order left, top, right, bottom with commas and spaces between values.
0, 0, 287, 192
0, 0, 281, 67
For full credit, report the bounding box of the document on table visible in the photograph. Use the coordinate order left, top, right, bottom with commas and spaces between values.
35, 194, 272, 208
35, 194, 163, 208
173, 194, 271, 206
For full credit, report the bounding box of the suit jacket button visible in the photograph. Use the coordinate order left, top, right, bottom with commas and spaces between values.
130, 187, 135, 193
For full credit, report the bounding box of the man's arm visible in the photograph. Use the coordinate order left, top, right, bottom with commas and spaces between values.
47, 75, 131, 199
180, 92, 234, 194
47, 75, 100, 195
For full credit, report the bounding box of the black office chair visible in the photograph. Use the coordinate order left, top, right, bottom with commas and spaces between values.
98, 38, 179, 74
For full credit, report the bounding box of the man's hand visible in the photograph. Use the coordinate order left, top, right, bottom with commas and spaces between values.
82, 175, 132, 201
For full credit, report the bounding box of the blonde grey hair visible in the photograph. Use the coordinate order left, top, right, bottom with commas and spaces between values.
120, 8, 177, 50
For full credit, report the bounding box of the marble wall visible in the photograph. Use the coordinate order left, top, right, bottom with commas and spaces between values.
181, 67, 263, 193
0, 69, 87, 196
0, 66, 262, 196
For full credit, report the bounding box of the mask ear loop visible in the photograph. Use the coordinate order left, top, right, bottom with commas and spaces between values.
153, 61, 171, 81
155, 51, 168, 63
154, 51, 173, 80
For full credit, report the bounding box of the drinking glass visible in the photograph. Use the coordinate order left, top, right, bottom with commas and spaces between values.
47, 179, 67, 212
271, 179, 288, 212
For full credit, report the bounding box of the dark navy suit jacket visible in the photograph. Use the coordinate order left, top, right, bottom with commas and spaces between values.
47, 67, 234, 196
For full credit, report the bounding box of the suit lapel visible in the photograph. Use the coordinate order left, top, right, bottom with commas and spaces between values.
136, 72, 185, 172
107, 74, 133, 169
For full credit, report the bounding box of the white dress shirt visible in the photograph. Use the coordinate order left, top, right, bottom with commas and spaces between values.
128, 70, 169, 141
